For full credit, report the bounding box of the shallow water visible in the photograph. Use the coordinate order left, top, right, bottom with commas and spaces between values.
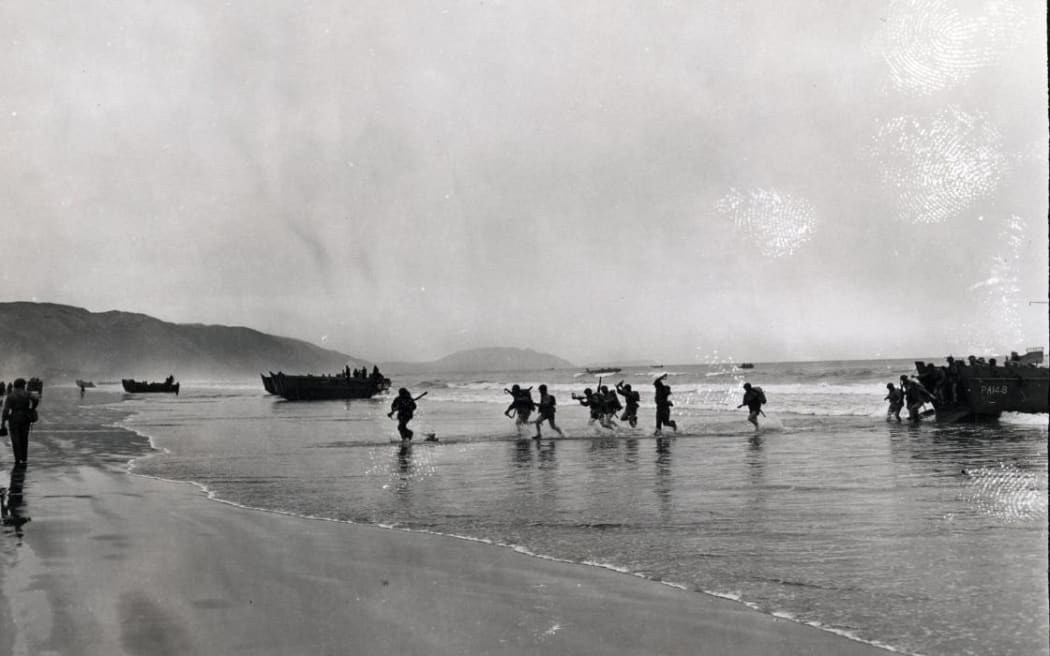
11, 361, 1049, 656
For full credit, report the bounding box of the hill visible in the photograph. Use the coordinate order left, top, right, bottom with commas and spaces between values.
382, 347, 573, 374
0, 302, 369, 383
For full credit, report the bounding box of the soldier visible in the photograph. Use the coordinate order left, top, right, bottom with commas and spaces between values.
653, 374, 678, 435
1, 378, 39, 466
533, 384, 564, 438
388, 388, 427, 441
615, 381, 640, 428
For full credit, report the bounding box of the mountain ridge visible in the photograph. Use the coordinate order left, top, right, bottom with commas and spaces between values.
0, 302, 365, 382
381, 347, 574, 374
0, 302, 574, 382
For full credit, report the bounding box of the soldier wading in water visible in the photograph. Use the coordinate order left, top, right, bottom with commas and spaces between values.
388, 388, 427, 441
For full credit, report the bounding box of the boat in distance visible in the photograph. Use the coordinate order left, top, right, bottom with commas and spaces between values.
263, 368, 391, 401
914, 350, 1048, 422
75, 379, 96, 389
122, 377, 180, 395
738, 363, 755, 369
585, 367, 622, 375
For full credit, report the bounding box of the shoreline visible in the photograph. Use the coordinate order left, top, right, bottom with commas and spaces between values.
1, 396, 900, 655
119, 413, 900, 651
128, 457, 903, 655
3, 462, 899, 656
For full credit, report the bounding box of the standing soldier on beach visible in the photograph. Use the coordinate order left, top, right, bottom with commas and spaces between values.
653, 374, 677, 435
1, 378, 39, 466
532, 384, 564, 438
737, 382, 766, 431
388, 388, 427, 441
615, 381, 640, 428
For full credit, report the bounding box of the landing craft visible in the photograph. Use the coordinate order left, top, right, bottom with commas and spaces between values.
265, 368, 391, 401
122, 377, 180, 394
915, 350, 1048, 422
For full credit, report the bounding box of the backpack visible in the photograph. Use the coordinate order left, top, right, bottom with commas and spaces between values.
755, 387, 767, 405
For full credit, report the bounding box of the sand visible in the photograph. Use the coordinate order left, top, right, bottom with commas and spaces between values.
0, 406, 895, 655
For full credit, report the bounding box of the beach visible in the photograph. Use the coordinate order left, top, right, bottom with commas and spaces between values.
0, 389, 901, 655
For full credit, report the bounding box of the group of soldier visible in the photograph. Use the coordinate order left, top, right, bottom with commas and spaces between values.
499, 375, 673, 438
388, 374, 769, 442
883, 353, 1028, 422
499, 374, 765, 438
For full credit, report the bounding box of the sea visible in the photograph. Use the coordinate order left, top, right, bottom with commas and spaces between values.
17, 359, 1050, 655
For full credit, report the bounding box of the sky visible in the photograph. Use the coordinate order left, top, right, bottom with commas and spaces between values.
2, 0, 1047, 365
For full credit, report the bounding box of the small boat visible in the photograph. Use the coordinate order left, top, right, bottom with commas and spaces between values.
75, 379, 96, 389
122, 378, 180, 395
738, 363, 755, 369
914, 356, 1048, 422
585, 367, 622, 375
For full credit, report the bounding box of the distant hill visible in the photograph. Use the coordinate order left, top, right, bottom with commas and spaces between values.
382, 347, 574, 374
0, 302, 370, 383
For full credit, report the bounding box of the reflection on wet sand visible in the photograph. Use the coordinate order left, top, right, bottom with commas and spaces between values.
746, 435, 766, 487
655, 437, 672, 518
1, 465, 30, 539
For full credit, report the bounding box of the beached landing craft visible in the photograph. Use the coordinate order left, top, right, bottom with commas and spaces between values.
266, 370, 391, 401
121, 378, 180, 395
915, 349, 1048, 422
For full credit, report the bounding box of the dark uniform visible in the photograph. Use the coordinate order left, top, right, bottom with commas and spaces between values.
2, 379, 37, 465
653, 375, 677, 434
884, 384, 904, 422
616, 382, 640, 427
388, 389, 418, 441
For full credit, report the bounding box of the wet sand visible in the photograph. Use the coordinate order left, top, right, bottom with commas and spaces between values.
1, 395, 895, 655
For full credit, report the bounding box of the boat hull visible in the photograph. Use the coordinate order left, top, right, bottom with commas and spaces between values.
915, 361, 1049, 421
122, 379, 180, 394
954, 368, 1049, 415
269, 373, 382, 401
